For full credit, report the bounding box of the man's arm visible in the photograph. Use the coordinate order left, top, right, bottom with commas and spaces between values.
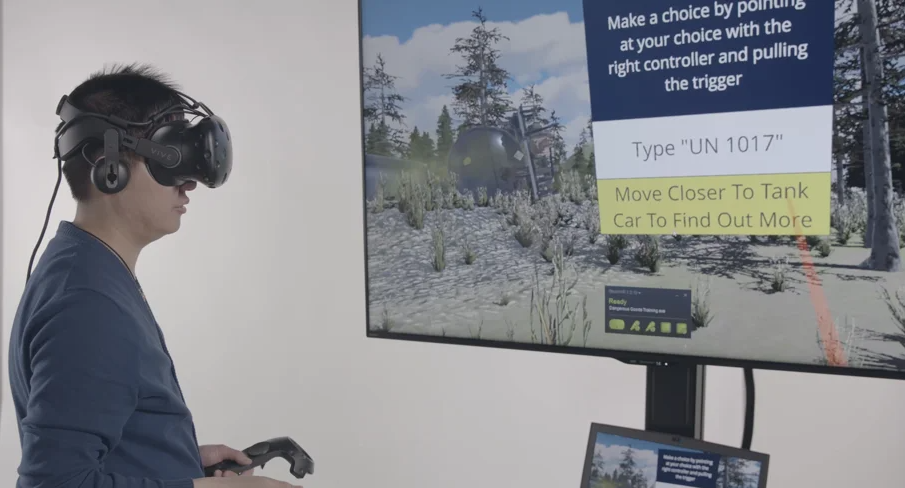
16, 289, 193, 488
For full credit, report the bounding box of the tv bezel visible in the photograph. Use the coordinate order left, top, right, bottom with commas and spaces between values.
354, 0, 905, 383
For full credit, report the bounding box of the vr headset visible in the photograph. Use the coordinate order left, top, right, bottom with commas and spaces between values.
26, 89, 232, 281
53, 90, 232, 193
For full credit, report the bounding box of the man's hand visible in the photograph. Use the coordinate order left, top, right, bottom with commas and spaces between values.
200, 444, 256, 477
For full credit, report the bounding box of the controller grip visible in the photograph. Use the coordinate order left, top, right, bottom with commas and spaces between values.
204, 442, 282, 477
203, 437, 313, 478
204, 458, 257, 477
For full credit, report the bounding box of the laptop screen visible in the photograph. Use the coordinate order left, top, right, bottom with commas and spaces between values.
581, 423, 769, 488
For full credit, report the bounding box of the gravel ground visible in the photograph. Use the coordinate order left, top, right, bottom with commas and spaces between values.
365, 197, 905, 372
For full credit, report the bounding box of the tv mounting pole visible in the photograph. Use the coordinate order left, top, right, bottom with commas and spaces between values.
644, 361, 705, 439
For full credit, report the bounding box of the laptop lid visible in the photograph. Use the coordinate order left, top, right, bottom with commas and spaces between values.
580, 423, 769, 488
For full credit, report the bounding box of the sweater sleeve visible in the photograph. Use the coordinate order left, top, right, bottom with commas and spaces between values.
16, 290, 194, 488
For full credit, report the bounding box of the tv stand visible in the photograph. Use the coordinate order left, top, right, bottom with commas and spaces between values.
644, 361, 705, 439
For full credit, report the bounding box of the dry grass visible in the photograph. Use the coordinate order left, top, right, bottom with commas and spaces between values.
691, 276, 714, 329
769, 257, 789, 293
527, 242, 592, 347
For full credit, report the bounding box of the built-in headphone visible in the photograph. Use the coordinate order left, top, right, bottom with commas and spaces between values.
88, 129, 132, 194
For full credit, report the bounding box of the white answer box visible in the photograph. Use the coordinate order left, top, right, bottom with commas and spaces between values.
593, 105, 833, 180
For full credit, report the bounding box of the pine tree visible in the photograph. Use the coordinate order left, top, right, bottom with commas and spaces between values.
571, 139, 588, 172
407, 127, 423, 160
836, 0, 905, 192
833, 0, 863, 196
362, 53, 408, 156
617, 448, 638, 487
859, 0, 901, 270
366, 121, 395, 156
724, 458, 755, 488
444, 7, 512, 130
435, 105, 455, 162
406, 126, 436, 163
365, 122, 379, 154
420, 131, 436, 162
548, 110, 567, 167
520, 84, 549, 126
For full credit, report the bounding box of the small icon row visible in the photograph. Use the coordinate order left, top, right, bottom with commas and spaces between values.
607, 318, 689, 336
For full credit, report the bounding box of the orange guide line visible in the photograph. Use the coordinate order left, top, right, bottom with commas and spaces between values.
786, 198, 848, 367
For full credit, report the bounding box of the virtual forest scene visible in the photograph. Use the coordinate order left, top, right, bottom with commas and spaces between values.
361, 0, 905, 371
587, 434, 762, 488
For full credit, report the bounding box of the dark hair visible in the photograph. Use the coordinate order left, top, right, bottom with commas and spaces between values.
60, 63, 183, 201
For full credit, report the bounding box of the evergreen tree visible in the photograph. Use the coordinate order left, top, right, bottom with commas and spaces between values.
435, 105, 455, 162
571, 139, 588, 173
366, 121, 395, 156
365, 122, 379, 154
724, 458, 755, 488
362, 53, 408, 156
547, 110, 567, 167
834, 0, 863, 193
420, 130, 436, 162
859, 0, 901, 270
406, 126, 436, 163
837, 0, 905, 192
617, 448, 643, 487
519, 84, 549, 126
444, 7, 513, 130
570, 119, 596, 178
407, 127, 422, 160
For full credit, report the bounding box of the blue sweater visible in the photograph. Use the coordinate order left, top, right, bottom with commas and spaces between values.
8, 221, 204, 488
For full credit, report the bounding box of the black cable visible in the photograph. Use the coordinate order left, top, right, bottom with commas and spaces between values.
27, 155, 62, 282
741, 367, 755, 450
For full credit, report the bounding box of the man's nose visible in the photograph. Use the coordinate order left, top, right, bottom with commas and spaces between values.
180, 181, 198, 192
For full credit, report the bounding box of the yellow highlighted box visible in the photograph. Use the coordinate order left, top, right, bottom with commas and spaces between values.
597, 172, 831, 235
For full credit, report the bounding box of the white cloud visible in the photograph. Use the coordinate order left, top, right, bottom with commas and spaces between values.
361, 11, 590, 149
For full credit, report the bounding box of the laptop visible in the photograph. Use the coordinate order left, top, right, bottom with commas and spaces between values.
580, 423, 770, 488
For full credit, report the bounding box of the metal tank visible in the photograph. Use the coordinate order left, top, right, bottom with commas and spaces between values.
446, 125, 528, 197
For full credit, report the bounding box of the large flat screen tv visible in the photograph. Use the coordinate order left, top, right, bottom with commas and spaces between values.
358, 0, 905, 380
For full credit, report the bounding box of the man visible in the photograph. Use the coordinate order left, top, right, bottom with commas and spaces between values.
8, 65, 301, 488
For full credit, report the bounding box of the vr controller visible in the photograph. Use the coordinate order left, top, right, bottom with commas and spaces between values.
203, 437, 314, 479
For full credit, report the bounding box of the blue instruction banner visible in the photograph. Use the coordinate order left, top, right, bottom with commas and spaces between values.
656, 449, 721, 488
582, 0, 835, 122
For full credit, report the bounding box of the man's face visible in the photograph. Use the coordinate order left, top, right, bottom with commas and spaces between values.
112, 158, 197, 243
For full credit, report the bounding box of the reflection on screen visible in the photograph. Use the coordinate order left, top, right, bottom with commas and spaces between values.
588, 433, 763, 488
360, 0, 905, 375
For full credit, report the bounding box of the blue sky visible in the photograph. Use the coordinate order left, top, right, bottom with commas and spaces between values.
359, 0, 592, 150
361, 0, 584, 40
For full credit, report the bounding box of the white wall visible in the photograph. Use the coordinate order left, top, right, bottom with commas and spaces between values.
3, 1, 905, 487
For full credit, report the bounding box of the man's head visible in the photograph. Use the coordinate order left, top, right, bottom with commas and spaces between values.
61, 63, 197, 245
